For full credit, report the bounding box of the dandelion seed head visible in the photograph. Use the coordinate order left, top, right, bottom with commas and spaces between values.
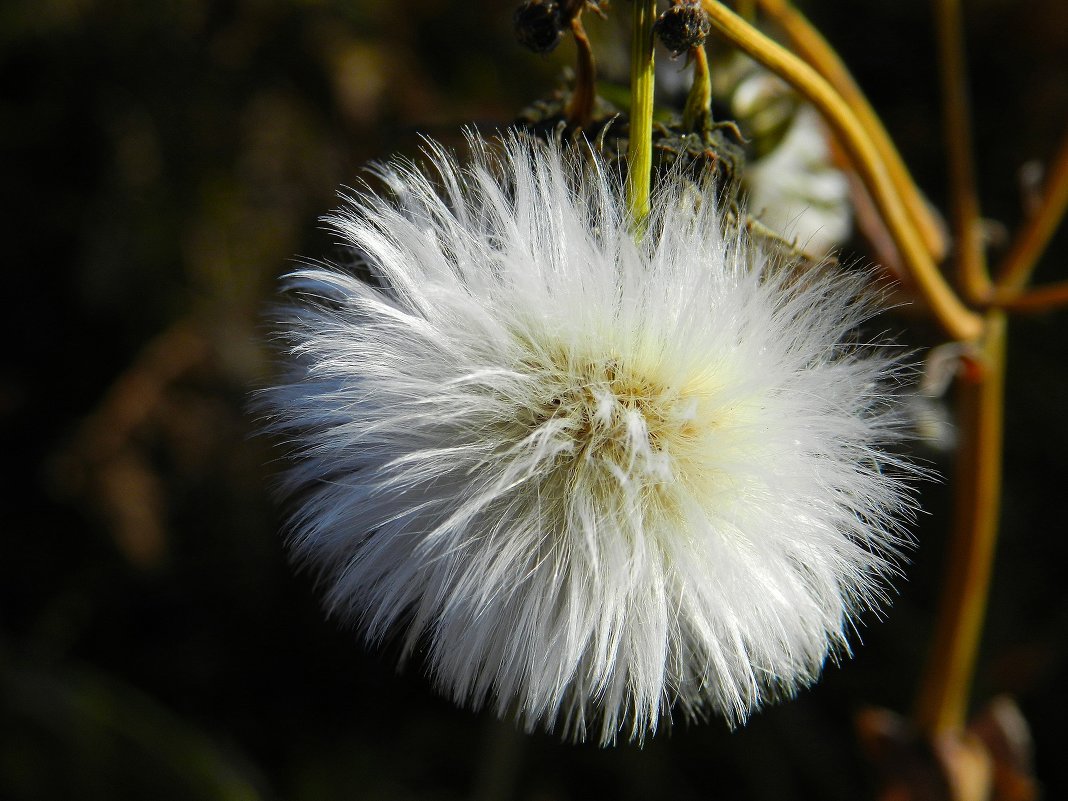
261, 133, 915, 745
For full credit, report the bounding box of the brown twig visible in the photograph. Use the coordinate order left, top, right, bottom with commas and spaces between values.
987, 279, 1068, 314
935, 0, 991, 303
683, 45, 713, 133
996, 125, 1068, 291
52, 318, 212, 569
565, 11, 596, 128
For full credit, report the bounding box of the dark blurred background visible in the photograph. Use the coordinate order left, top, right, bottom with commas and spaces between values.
2, 1, 1067, 799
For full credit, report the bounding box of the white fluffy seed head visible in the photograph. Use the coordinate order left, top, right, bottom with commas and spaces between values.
261, 133, 915, 745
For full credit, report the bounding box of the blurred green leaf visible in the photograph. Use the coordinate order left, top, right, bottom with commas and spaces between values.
2, 665, 265, 801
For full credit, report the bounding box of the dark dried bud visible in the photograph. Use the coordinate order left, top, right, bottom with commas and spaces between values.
514, 1, 565, 54
654, 2, 711, 57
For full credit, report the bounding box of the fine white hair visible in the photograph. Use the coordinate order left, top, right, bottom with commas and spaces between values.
261, 132, 915, 745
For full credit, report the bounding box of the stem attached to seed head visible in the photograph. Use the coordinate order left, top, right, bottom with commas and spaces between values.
565, 9, 597, 128
683, 45, 713, 134
627, 0, 657, 229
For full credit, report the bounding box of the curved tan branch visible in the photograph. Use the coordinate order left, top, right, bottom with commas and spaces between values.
700, 0, 983, 342
755, 0, 948, 262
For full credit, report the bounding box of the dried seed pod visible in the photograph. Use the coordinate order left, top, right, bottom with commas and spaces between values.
654, 1, 711, 57
515, 0, 565, 54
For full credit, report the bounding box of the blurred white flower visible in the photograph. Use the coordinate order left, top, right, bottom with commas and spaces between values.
713, 54, 853, 256
262, 134, 913, 744
745, 106, 853, 256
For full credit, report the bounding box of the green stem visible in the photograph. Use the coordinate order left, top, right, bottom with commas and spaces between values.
627, 0, 657, 228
